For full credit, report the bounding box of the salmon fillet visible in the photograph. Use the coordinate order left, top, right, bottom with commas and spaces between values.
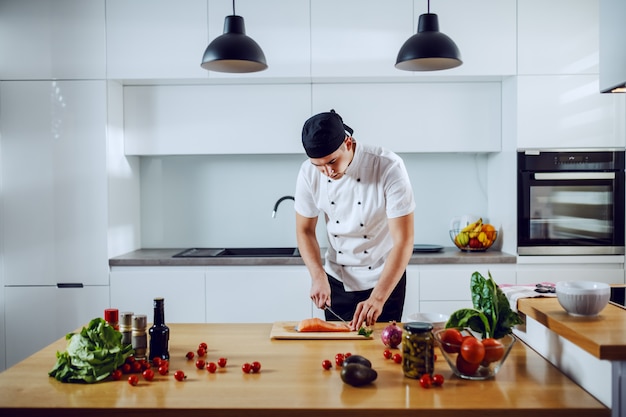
296, 317, 350, 332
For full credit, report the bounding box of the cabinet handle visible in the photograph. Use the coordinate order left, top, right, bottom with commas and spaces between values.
57, 283, 84, 288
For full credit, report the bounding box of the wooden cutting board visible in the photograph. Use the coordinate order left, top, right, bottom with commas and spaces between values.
269, 321, 373, 340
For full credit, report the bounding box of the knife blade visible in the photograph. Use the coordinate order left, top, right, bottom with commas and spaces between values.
324, 305, 351, 329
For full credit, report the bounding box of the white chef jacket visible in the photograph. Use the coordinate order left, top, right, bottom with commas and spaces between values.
295, 142, 415, 292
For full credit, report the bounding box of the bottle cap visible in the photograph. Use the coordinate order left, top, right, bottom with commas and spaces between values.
120, 311, 134, 326
404, 322, 433, 332
104, 308, 119, 324
132, 314, 147, 329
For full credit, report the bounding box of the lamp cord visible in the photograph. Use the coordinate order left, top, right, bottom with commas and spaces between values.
232, 0, 236, 15
427, 0, 430, 13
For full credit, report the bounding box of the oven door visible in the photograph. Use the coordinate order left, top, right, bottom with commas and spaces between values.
517, 171, 625, 255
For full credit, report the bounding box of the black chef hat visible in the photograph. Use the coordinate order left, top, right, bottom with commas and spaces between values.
301, 109, 354, 158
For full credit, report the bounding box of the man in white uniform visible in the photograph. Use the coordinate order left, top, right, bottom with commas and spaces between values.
295, 110, 415, 330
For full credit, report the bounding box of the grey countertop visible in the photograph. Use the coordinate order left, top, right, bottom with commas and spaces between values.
109, 247, 517, 267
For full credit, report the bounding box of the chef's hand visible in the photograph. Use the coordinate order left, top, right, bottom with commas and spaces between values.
310, 279, 331, 310
350, 298, 384, 331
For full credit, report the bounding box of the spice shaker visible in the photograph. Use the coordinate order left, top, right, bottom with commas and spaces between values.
119, 311, 133, 346
104, 308, 119, 330
132, 314, 148, 360
401, 322, 435, 379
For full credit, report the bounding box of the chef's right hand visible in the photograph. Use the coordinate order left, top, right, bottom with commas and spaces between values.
310, 278, 331, 310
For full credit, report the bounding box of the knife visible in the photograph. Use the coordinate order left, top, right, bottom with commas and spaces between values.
324, 305, 351, 329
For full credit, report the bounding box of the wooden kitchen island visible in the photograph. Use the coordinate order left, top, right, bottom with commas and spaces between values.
0, 323, 609, 417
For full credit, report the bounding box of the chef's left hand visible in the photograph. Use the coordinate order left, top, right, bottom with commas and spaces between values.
350, 298, 384, 331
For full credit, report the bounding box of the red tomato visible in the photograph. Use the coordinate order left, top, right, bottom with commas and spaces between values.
121, 363, 131, 374
439, 328, 464, 353
152, 357, 162, 367
174, 370, 186, 381
158, 365, 169, 376
131, 361, 143, 373
199, 342, 208, 350
432, 374, 444, 386
335, 353, 345, 367
482, 338, 505, 364
322, 359, 332, 370
197, 347, 206, 357
186, 351, 195, 360
217, 357, 228, 368
460, 336, 485, 364
383, 349, 393, 359
127, 375, 139, 386
195, 359, 206, 370
251, 361, 262, 373
241, 363, 252, 373
142, 369, 154, 381
111, 369, 123, 380
456, 354, 480, 376
419, 374, 432, 388
206, 362, 217, 373
392, 353, 402, 364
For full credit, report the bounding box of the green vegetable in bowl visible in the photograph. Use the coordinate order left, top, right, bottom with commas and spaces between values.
446, 271, 523, 339
49, 317, 134, 383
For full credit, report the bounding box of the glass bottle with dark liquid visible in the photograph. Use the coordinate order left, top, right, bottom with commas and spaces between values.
149, 297, 170, 362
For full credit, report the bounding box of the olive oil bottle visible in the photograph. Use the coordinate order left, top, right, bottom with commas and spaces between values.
149, 297, 170, 362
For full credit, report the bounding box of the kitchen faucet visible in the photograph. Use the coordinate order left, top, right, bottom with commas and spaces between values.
272, 195, 294, 218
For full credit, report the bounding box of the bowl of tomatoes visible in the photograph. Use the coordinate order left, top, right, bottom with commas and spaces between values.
434, 328, 516, 380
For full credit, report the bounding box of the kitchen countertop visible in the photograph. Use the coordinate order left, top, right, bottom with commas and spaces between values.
109, 247, 517, 267
517, 297, 626, 360
0, 323, 608, 417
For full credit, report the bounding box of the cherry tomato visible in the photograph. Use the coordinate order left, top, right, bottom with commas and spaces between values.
322, 359, 332, 370
392, 353, 402, 364
141, 360, 151, 371
217, 357, 228, 368
121, 363, 132, 374
152, 357, 162, 367
440, 328, 464, 353
195, 359, 206, 370
419, 373, 432, 388
206, 362, 217, 373
111, 369, 123, 380
199, 342, 208, 350
460, 337, 485, 364
174, 370, 186, 381
197, 347, 206, 357
186, 351, 195, 360
432, 374, 445, 386
251, 361, 262, 373
383, 349, 393, 359
241, 363, 252, 373
131, 361, 142, 373
142, 369, 155, 381
125, 356, 136, 365
335, 353, 345, 367
344, 352, 352, 358
482, 338, 505, 364
128, 375, 139, 386
456, 354, 480, 376
158, 365, 169, 376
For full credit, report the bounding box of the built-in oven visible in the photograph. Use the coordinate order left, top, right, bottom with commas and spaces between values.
517, 149, 625, 255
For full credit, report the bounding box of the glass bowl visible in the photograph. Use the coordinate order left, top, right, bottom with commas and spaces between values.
449, 228, 497, 252
434, 328, 516, 380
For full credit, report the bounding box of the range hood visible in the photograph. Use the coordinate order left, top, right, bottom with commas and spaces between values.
600, 0, 626, 93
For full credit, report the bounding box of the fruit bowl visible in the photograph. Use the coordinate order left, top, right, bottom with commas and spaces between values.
434, 328, 516, 380
450, 227, 497, 252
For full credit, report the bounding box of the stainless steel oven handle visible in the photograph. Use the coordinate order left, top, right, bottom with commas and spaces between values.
534, 172, 616, 180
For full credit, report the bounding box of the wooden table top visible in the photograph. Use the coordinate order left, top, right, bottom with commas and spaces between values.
518, 297, 626, 360
0, 323, 609, 417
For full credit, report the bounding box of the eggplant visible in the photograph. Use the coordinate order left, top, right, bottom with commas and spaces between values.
341, 363, 377, 387
342, 354, 372, 369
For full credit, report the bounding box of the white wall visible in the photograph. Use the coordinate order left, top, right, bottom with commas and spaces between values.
138, 153, 491, 249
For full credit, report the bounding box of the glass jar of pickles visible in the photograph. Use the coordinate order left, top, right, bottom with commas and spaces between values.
402, 322, 434, 379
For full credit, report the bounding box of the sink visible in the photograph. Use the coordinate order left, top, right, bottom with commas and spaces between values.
173, 247, 300, 258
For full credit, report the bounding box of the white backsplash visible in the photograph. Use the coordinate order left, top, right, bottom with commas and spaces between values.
139, 152, 491, 249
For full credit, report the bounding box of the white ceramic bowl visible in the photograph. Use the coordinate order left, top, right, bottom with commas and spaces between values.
555, 281, 610, 316
407, 312, 450, 332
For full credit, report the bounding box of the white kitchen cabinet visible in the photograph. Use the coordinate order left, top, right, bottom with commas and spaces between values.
0, 81, 109, 286
205, 266, 311, 323
110, 267, 206, 323
106, 0, 208, 80
518, 0, 598, 75
311, 82, 502, 153
0, 0, 105, 80
208, 0, 310, 80
402, 266, 420, 321
4, 285, 109, 369
311, 0, 516, 79
123, 83, 311, 155
418, 265, 517, 316
516, 256, 625, 285
516, 75, 626, 149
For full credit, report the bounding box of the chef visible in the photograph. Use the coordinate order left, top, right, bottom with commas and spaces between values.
294, 109, 415, 330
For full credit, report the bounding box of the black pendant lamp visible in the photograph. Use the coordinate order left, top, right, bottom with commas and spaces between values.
201, 0, 267, 73
395, 0, 462, 71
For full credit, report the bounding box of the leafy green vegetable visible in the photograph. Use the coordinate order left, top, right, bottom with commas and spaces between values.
49, 317, 134, 383
358, 325, 373, 337
446, 271, 523, 339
